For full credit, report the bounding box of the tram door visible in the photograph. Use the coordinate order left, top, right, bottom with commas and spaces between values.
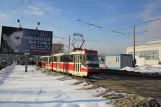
56, 56, 60, 71
47, 57, 50, 69
74, 55, 81, 72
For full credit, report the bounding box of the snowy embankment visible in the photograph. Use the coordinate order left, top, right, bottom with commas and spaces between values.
0, 65, 114, 107
120, 65, 161, 74
0, 62, 16, 83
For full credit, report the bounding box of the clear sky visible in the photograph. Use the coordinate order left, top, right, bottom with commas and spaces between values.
0, 0, 161, 54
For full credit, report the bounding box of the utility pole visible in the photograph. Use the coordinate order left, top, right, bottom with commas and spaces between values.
133, 26, 136, 68
25, 55, 29, 72
68, 35, 70, 53
132, 18, 161, 68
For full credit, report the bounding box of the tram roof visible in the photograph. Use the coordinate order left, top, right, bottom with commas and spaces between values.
53, 53, 70, 56
40, 56, 50, 58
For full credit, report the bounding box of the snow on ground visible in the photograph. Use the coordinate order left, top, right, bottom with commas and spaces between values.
121, 65, 161, 74
0, 65, 113, 107
151, 64, 161, 68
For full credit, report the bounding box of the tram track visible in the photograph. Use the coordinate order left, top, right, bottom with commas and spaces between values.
39, 67, 161, 101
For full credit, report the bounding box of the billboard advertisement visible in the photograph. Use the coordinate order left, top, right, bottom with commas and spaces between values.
0, 26, 53, 55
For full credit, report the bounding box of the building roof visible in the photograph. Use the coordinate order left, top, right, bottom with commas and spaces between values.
126, 39, 161, 49
105, 53, 132, 56
146, 39, 161, 44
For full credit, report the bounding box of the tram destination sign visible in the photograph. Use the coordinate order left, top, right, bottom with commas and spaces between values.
0, 26, 53, 55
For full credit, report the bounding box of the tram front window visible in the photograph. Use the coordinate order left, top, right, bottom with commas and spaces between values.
86, 55, 99, 68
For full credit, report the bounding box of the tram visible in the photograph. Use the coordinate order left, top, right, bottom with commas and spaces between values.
40, 49, 99, 77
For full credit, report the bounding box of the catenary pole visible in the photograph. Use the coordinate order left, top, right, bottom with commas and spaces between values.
133, 26, 136, 68
68, 35, 70, 53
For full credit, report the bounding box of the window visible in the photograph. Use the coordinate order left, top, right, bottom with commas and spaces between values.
118, 57, 119, 62
59, 55, 73, 62
63, 55, 70, 62
86, 55, 98, 62
80, 55, 84, 65
54, 56, 57, 62
128, 50, 159, 60
60, 56, 64, 62
44, 57, 48, 62
116, 57, 119, 62
69, 55, 73, 62
49, 57, 52, 62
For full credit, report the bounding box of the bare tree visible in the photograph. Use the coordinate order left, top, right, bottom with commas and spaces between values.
52, 43, 64, 54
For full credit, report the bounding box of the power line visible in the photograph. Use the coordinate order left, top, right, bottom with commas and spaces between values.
22, 0, 24, 21
78, 0, 83, 20
53, 36, 68, 39
74, 39, 99, 42
77, 19, 102, 28
137, 17, 161, 25
0, 0, 23, 21
112, 30, 125, 35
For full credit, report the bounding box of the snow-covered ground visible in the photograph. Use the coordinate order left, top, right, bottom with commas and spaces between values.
0, 65, 113, 107
121, 65, 161, 74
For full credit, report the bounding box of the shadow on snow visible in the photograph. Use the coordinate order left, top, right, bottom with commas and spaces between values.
0, 99, 107, 104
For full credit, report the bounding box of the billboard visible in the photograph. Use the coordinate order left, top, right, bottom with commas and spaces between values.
0, 26, 53, 55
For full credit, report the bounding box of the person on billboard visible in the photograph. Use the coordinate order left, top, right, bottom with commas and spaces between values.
1, 27, 23, 53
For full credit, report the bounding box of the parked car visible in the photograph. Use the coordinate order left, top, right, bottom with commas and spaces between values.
99, 62, 107, 70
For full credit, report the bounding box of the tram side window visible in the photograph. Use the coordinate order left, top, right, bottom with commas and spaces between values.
49, 57, 52, 63
69, 55, 73, 62
41, 57, 44, 61
59, 55, 73, 62
45, 57, 48, 62
80, 55, 84, 65
54, 56, 57, 62
60, 55, 70, 62
64, 55, 70, 62
60, 56, 63, 62
42, 57, 46, 62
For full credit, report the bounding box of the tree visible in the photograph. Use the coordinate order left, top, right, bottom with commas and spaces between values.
52, 43, 64, 54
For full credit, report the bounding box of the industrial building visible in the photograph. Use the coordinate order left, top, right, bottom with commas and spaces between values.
126, 39, 161, 66
104, 54, 133, 69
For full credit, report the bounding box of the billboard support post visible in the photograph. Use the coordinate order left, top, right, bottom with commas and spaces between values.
7, 54, 9, 66
25, 53, 30, 72
52, 55, 53, 72
25, 55, 28, 72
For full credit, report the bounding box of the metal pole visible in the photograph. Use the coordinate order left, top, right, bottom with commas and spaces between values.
68, 35, 70, 53
133, 26, 136, 68
25, 55, 28, 72
52, 55, 53, 71
7, 54, 9, 66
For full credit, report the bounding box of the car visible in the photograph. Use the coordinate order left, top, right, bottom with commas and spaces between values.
99, 62, 107, 69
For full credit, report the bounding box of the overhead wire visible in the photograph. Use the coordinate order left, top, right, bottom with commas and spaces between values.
53, 36, 68, 40
88, 0, 160, 32
0, 0, 23, 21
22, 0, 24, 21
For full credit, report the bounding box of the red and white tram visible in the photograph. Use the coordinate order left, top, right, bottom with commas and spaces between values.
40, 49, 99, 77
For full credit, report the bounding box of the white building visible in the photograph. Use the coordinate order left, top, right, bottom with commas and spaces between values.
104, 54, 133, 69
126, 39, 161, 66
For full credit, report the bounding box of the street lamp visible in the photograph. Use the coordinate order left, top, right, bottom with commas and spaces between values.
133, 18, 161, 68
17, 19, 22, 28
36, 22, 40, 30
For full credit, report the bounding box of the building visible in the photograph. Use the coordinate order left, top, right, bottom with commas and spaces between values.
52, 43, 64, 54
126, 39, 161, 66
104, 54, 133, 69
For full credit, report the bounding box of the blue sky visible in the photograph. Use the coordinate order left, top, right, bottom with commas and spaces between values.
0, 0, 161, 54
